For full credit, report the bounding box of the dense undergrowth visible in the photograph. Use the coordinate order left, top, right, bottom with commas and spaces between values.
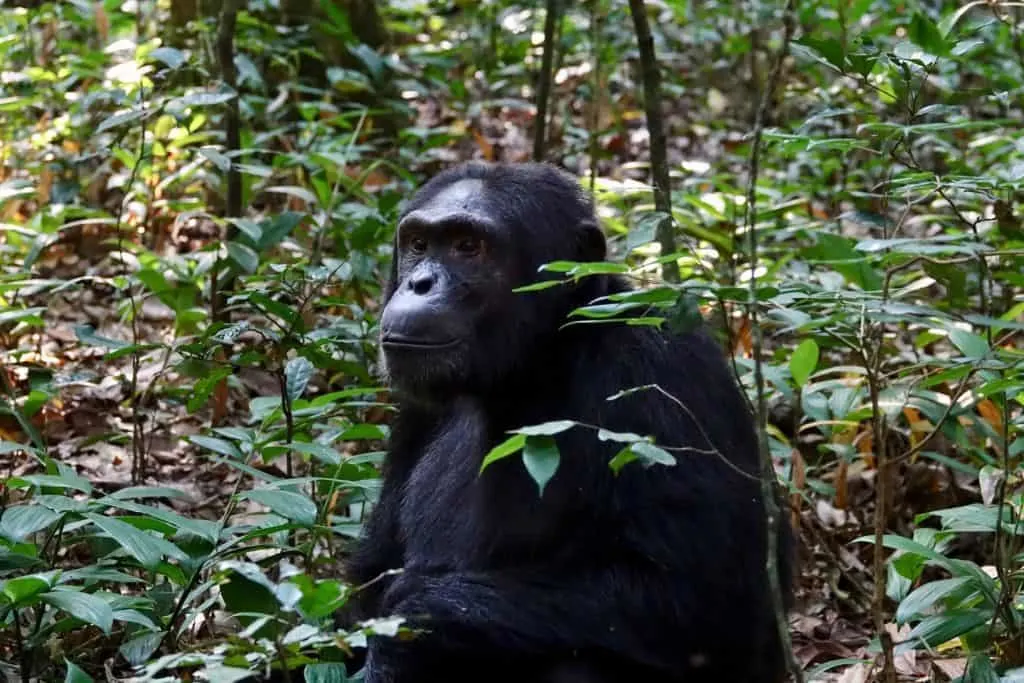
0, 0, 1023, 681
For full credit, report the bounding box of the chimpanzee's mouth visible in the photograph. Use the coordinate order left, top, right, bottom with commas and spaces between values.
381, 334, 460, 350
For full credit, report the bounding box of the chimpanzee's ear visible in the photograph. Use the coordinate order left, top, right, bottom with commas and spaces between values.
579, 221, 607, 262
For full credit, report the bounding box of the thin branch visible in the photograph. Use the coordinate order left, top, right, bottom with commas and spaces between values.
533, 0, 560, 161
627, 0, 680, 283
740, 0, 802, 680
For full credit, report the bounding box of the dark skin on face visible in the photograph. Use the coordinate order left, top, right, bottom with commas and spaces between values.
380, 179, 500, 351
377, 173, 601, 401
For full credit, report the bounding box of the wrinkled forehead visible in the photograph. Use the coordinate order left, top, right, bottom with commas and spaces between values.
401, 179, 491, 228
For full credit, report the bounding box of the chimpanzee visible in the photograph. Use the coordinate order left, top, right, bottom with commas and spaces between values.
345, 162, 794, 683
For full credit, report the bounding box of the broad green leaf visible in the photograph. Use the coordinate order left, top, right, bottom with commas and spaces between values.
285, 357, 315, 403
74, 325, 128, 350
119, 632, 163, 666
108, 486, 190, 501
189, 435, 243, 459
947, 328, 989, 360
609, 446, 639, 474
42, 589, 114, 634
900, 609, 989, 651
0, 306, 44, 325
258, 212, 305, 250
244, 489, 318, 526
480, 434, 527, 472
626, 211, 668, 251
266, 184, 319, 206
180, 91, 235, 107
63, 659, 95, 683
96, 109, 147, 133
855, 534, 997, 605
597, 429, 648, 444
895, 576, 973, 624
304, 662, 349, 683
629, 442, 677, 468
228, 217, 262, 242
100, 499, 219, 542
963, 654, 999, 683
0, 505, 59, 542
12, 472, 92, 494
796, 35, 844, 71
908, 13, 950, 56
85, 514, 186, 569
522, 436, 560, 497
226, 241, 259, 273
288, 441, 343, 465
149, 46, 186, 69
789, 339, 820, 388
3, 574, 54, 603
512, 421, 577, 437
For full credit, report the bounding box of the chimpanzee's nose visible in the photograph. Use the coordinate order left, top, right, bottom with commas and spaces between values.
408, 270, 436, 295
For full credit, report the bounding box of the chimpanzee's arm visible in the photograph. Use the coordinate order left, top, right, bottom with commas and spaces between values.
368, 567, 689, 674
341, 414, 429, 623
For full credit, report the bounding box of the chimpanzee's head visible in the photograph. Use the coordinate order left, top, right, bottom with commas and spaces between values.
378, 162, 607, 402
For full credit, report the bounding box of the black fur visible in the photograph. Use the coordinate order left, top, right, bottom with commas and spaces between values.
347, 162, 794, 683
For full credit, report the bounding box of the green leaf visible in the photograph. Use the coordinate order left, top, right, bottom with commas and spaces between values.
0, 306, 45, 326
304, 663, 350, 683
85, 514, 186, 570
3, 574, 54, 603
895, 576, 973, 624
908, 13, 950, 56
74, 325, 128, 350
796, 35, 845, 71
244, 489, 318, 526
285, 357, 315, 403
597, 429, 648, 444
900, 609, 989, 651
96, 109, 147, 133
947, 329, 989, 360
0, 505, 59, 542
13, 472, 92, 494
629, 442, 677, 468
63, 659, 95, 683
119, 632, 163, 666
627, 211, 668, 251
480, 434, 527, 472
938, 3, 981, 38
42, 589, 115, 634
609, 446, 639, 474
100, 499, 219, 542
512, 420, 577, 437
226, 241, 259, 273
522, 436, 560, 497
789, 339, 820, 388
963, 654, 999, 683
258, 212, 305, 250
189, 435, 243, 459
180, 91, 235, 107
855, 534, 997, 605
149, 46, 185, 69
266, 184, 319, 206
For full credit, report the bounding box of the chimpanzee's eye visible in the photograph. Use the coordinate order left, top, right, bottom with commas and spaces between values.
453, 237, 482, 258
408, 236, 428, 254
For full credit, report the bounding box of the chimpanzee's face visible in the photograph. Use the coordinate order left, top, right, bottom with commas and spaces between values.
378, 164, 608, 403
378, 179, 514, 399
